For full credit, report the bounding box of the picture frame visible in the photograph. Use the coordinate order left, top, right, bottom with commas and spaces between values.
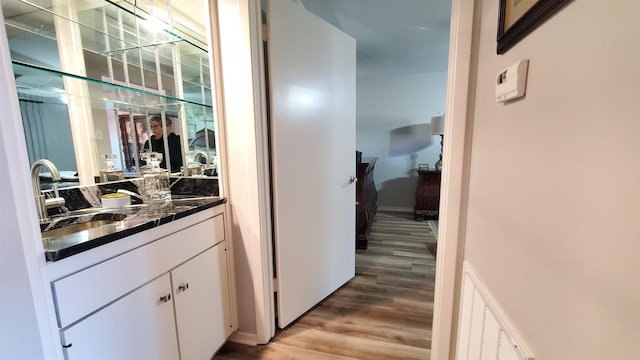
497, 0, 572, 54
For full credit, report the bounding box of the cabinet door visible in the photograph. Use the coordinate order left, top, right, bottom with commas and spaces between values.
61, 274, 179, 360
172, 242, 231, 360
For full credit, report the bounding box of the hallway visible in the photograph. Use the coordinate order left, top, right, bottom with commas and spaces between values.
214, 211, 436, 359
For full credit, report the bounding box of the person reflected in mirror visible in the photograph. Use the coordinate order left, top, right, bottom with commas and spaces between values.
142, 116, 183, 172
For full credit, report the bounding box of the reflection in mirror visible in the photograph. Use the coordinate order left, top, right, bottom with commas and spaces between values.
18, 82, 79, 188
2, 0, 218, 188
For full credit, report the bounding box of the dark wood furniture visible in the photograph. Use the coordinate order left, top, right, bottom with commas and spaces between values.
356, 157, 377, 249
414, 169, 441, 221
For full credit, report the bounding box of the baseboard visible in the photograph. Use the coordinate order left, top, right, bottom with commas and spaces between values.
377, 206, 413, 214
227, 331, 259, 346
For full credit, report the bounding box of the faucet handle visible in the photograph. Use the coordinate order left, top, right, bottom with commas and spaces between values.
45, 197, 66, 210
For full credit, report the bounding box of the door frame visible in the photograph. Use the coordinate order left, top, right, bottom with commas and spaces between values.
248, 0, 276, 342
213, 0, 274, 345
214, 0, 475, 352
431, 0, 475, 358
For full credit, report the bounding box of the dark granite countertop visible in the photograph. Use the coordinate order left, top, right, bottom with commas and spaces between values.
41, 197, 226, 262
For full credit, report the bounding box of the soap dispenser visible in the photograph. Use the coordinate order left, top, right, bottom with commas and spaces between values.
141, 152, 171, 208
99, 154, 125, 182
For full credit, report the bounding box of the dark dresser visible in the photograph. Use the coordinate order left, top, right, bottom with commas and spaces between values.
356, 157, 377, 249
414, 169, 441, 220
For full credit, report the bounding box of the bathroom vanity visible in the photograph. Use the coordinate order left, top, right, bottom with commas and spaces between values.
41, 188, 235, 359
2, 0, 237, 358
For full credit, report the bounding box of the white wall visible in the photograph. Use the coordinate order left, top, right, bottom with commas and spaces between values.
0, 10, 57, 358
459, 0, 640, 358
0, 107, 48, 360
216, 0, 273, 344
357, 72, 447, 210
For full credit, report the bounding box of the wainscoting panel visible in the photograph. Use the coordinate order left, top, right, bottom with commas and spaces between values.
456, 262, 534, 360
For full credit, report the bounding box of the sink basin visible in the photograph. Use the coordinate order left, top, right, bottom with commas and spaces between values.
42, 212, 129, 237
47, 207, 108, 220
66, 208, 107, 216
42, 219, 118, 239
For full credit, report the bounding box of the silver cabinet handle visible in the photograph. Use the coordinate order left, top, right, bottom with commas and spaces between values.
349, 176, 357, 183
159, 293, 171, 303
178, 283, 189, 292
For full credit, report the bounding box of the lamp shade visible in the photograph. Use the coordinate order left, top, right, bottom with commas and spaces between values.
431, 115, 445, 135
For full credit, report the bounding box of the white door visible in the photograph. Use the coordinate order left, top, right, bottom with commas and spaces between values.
267, 0, 357, 328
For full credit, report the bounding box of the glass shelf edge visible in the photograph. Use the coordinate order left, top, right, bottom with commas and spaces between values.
12, 61, 213, 109
103, 0, 207, 52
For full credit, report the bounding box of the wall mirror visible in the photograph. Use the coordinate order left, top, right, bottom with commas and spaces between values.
2, 0, 219, 187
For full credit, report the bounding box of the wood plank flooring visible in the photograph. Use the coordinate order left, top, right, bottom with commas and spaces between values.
213, 211, 437, 359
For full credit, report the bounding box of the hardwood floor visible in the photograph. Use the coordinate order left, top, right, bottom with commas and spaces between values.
213, 211, 437, 359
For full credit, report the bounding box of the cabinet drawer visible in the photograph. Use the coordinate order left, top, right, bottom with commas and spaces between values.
53, 214, 224, 328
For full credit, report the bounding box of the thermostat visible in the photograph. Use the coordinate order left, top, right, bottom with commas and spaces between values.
495, 59, 529, 103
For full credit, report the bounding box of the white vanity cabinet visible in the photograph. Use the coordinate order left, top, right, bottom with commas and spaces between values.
60, 273, 180, 360
172, 242, 231, 360
50, 207, 234, 359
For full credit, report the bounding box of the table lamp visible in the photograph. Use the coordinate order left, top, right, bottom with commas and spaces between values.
431, 115, 445, 171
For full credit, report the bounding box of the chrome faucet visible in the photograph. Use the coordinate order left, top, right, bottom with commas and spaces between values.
191, 151, 209, 166
31, 159, 66, 221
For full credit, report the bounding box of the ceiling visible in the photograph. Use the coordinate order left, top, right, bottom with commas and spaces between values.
298, 0, 452, 78
3, 0, 452, 82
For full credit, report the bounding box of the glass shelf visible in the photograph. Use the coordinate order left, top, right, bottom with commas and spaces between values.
2, 0, 212, 105
110, 0, 208, 50
13, 61, 213, 117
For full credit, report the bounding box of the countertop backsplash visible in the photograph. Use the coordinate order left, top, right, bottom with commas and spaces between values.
41, 176, 219, 214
